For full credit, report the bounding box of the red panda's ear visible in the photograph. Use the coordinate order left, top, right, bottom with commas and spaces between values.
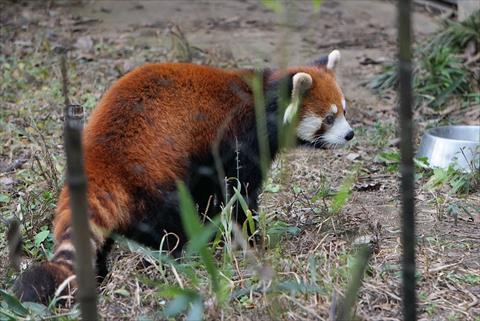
312, 49, 341, 71
326, 50, 341, 70
283, 72, 313, 124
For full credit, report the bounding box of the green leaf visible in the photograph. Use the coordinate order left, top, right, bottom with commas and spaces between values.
177, 181, 203, 240
264, 183, 280, 193
176, 181, 220, 298
34, 230, 50, 246
245, 210, 255, 234
186, 297, 204, 321
331, 175, 355, 214
22, 302, 50, 317
261, 0, 283, 13
426, 167, 450, 189
0, 194, 10, 203
233, 187, 249, 215
337, 246, 372, 320
185, 218, 221, 256
377, 150, 401, 163
164, 294, 189, 317
414, 157, 430, 169
161, 288, 202, 319
159, 286, 193, 298
293, 186, 302, 194
113, 289, 129, 297
0, 289, 29, 317
0, 308, 18, 320
312, 0, 323, 11
268, 221, 300, 236
267, 221, 300, 246
308, 256, 317, 285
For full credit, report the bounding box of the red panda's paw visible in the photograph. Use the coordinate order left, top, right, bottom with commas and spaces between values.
13, 262, 75, 305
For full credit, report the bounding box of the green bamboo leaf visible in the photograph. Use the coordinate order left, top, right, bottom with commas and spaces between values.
0, 308, 18, 321
186, 217, 221, 256
331, 174, 356, 215
337, 246, 372, 320
233, 187, 249, 215
164, 294, 189, 317
34, 230, 50, 246
177, 181, 203, 239
312, 0, 323, 11
0, 194, 10, 203
186, 297, 204, 321
0, 289, 29, 317
176, 181, 220, 298
22, 302, 50, 317
261, 0, 283, 13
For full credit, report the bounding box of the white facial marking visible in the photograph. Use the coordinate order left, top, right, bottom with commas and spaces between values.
322, 115, 352, 146
297, 114, 323, 142
341, 97, 346, 111
331, 104, 338, 114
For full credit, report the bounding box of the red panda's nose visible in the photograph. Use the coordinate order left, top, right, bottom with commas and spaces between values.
345, 131, 354, 141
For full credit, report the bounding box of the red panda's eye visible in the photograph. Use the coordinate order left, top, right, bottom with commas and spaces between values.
325, 115, 335, 125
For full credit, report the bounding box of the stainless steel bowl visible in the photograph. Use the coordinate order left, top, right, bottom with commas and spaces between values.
417, 125, 480, 172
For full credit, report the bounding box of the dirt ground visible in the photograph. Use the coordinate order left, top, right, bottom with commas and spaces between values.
1, 1, 479, 320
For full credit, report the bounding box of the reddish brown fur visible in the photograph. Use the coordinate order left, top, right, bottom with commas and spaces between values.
16, 61, 347, 304
53, 64, 259, 243
54, 64, 343, 243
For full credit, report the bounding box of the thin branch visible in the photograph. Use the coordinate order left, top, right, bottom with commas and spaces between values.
7, 218, 22, 271
61, 53, 99, 321
398, 1, 417, 320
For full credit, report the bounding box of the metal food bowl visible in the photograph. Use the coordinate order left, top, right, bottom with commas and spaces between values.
417, 125, 480, 172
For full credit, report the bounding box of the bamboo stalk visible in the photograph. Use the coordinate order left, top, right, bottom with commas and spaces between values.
397, 1, 417, 320
335, 246, 372, 321
61, 53, 98, 321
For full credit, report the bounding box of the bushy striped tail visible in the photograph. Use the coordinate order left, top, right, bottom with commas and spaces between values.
14, 174, 129, 304
13, 261, 75, 305
13, 227, 103, 305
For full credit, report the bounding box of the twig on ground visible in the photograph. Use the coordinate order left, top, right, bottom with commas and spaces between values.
6, 218, 22, 271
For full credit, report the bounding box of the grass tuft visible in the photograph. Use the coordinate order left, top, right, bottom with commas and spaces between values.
370, 10, 480, 109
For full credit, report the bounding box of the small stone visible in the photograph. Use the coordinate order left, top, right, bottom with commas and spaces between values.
353, 235, 377, 246
0, 177, 14, 186
346, 153, 360, 161
74, 36, 94, 51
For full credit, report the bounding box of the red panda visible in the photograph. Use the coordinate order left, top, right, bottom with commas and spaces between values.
13, 50, 354, 304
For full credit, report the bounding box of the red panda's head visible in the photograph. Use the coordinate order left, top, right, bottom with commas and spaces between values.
281, 50, 354, 148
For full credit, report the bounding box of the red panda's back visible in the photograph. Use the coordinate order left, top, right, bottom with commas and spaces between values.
81, 63, 254, 190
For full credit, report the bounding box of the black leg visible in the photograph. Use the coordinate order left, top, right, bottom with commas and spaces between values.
96, 237, 114, 282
